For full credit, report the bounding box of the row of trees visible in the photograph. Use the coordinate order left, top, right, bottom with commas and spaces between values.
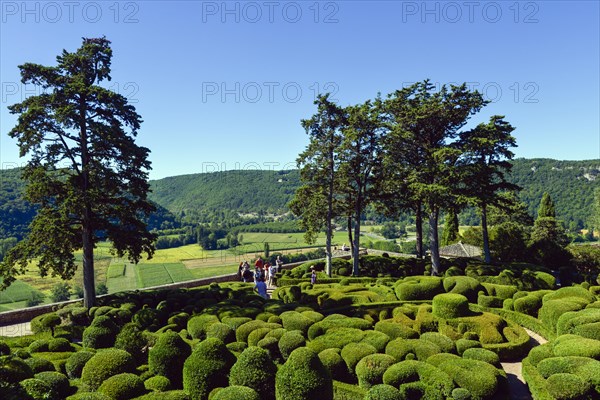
291, 81, 518, 277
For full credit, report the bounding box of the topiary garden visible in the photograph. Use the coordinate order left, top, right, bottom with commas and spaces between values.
0, 255, 598, 399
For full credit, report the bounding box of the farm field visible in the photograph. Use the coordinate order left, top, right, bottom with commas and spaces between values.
1, 230, 354, 310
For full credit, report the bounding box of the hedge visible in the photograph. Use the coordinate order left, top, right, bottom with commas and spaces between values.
382, 360, 454, 399
363, 384, 400, 400
432, 293, 470, 319
148, 331, 191, 388
229, 346, 277, 400
278, 331, 306, 360
97, 373, 145, 400
355, 353, 396, 389
340, 342, 377, 381
34, 371, 70, 399
80, 349, 136, 391
385, 338, 441, 362
144, 375, 171, 392
211, 386, 260, 400
437, 358, 506, 399
275, 347, 333, 400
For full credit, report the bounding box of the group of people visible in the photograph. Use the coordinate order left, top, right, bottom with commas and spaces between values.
238, 255, 284, 299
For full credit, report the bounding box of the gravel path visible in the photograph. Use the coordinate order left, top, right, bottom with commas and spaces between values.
500, 328, 548, 400
0, 322, 32, 337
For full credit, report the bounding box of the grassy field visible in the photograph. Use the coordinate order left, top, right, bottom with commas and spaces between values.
0, 229, 363, 310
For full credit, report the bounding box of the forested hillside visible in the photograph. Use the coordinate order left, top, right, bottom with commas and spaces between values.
148, 169, 300, 220
1, 159, 598, 241
0, 168, 180, 240
508, 158, 600, 229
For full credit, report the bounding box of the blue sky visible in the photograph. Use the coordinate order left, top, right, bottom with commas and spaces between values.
1, 0, 599, 179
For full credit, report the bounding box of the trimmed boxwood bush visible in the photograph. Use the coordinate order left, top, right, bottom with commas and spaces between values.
433, 293, 470, 319
437, 358, 505, 399
35, 371, 70, 398
341, 342, 377, 381
546, 373, 591, 400
456, 339, 482, 355
29, 339, 49, 353
394, 277, 444, 301
0, 355, 34, 385
206, 322, 235, 344
97, 373, 145, 400
374, 320, 419, 340
67, 392, 113, 400
20, 378, 54, 400
149, 331, 191, 388
236, 321, 281, 343
115, 322, 148, 363
556, 308, 600, 340
462, 348, 500, 367
81, 349, 136, 391
552, 335, 600, 359
211, 385, 260, 400
227, 342, 248, 353
364, 384, 401, 400
182, 338, 236, 400
382, 360, 454, 398
25, 357, 56, 373
275, 347, 333, 400
229, 346, 277, 400
65, 350, 94, 379
385, 338, 441, 361
443, 276, 483, 303
318, 348, 349, 382
278, 331, 306, 360
82, 316, 119, 349
513, 295, 541, 317
47, 338, 72, 352
355, 353, 396, 389
307, 315, 372, 340
420, 332, 456, 354
221, 317, 252, 330
144, 375, 171, 392
361, 330, 391, 353
280, 311, 315, 335
130, 390, 189, 400
187, 314, 220, 339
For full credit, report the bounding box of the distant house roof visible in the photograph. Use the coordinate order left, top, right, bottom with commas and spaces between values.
439, 242, 482, 259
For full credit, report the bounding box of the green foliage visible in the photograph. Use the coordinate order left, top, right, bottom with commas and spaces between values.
25, 357, 56, 373
462, 348, 500, 367
318, 348, 349, 382
182, 338, 236, 400
0, 355, 34, 385
419, 332, 456, 354
538, 192, 556, 219
114, 322, 147, 363
437, 358, 504, 399
65, 351, 94, 379
341, 342, 377, 380
364, 384, 401, 400
144, 375, 171, 392
432, 293, 470, 319
206, 322, 235, 344
80, 349, 136, 391
382, 360, 455, 398
394, 276, 444, 301
34, 371, 70, 399
82, 316, 118, 349
280, 311, 315, 336
187, 314, 220, 340
385, 338, 441, 362
443, 276, 483, 303
211, 386, 260, 400
275, 347, 333, 400
355, 353, 396, 389
148, 331, 191, 388
51, 282, 71, 302
278, 331, 306, 360
20, 378, 54, 400
545, 373, 591, 400
47, 338, 72, 352
229, 346, 277, 400
98, 373, 145, 400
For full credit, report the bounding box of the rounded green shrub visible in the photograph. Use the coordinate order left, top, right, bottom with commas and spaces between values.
81, 349, 136, 391
432, 293, 470, 319
25, 357, 55, 373
182, 337, 236, 400
14, 348, 31, 359
0, 355, 34, 385
341, 342, 377, 380
115, 322, 148, 363
247, 327, 273, 347
144, 375, 171, 392
382, 360, 454, 398
229, 346, 277, 400
437, 358, 503, 399
394, 277, 444, 301
477, 294, 504, 308
552, 335, 600, 359
66, 392, 112, 400
374, 321, 419, 340
361, 330, 391, 353
222, 317, 253, 330
556, 308, 600, 339
187, 314, 220, 339
236, 321, 281, 343
29, 339, 49, 353
419, 332, 456, 354
35, 371, 70, 398
206, 322, 235, 344
307, 315, 372, 340
65, 351, 94, 379
462, 348, 500, 367
456, 339, 481, 355
513, 295, 541, 317
546, 373, 591, 400
385, 338, 441, 361
318, 348, 348, 382
211, 385, 260, 400
47, 337, 72, 352
98, 373, 145, 400
227, 342, 248, 353
275, 347, 333, 400
451, 387, 472, 400
82, 325, 116, 349
0, 341, 10, 356
278, 331, 306, 360
355, 353, 396, 389
257, 336, 280, 359
280, 311, 315, 336
443, 276, 482, 303
149, 331, 191, 389
364, 384, 401, 400
20, 378, 54, 400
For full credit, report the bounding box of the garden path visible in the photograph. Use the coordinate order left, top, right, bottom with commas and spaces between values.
0, 322, 31, 337
500, 328, 548, 399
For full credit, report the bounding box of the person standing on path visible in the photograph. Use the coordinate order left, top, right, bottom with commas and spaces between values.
254, 276, 269, 299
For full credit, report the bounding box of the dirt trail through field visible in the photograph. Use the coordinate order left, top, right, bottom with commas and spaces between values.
500, 328, 548, 399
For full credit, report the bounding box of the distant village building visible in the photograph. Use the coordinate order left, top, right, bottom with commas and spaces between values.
439, 241, 482, 259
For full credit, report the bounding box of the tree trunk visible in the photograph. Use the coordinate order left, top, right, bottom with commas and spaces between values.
415, 203, 423, 258
347, 216, 354, 254
325, 147, 334, 278
481, 203, 491, 263
353, 195, 362, 276
80, 98, 96, 308
429, 208, 441, 275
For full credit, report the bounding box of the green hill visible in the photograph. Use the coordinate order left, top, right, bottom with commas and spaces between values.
148, 169, 300, 217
